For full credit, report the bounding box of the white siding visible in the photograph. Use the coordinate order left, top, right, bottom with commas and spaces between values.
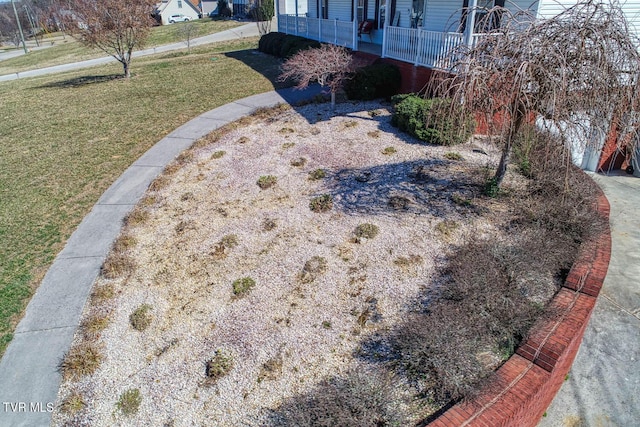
423, 0, 463, 32
328, 0, 352, 20
537, 0, 640, 40
305, 0, 351, 19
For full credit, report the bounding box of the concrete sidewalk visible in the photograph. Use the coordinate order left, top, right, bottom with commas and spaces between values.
0, 22, 261, 82
538, 171, 640, 427
0, 86, 321, 427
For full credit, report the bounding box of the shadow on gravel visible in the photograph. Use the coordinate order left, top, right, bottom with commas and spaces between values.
321, 159, 486, 218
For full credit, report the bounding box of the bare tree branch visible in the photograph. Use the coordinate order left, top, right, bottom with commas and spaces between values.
430, 0, 640, 187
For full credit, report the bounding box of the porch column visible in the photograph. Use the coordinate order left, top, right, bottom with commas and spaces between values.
463, 0, 478, 48
381, 6, 389, 58
353, 0, 358, 50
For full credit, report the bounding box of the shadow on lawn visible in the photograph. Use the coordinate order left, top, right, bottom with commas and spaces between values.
37, 74, 123, 89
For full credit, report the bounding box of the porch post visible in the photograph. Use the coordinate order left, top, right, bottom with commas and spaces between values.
353, 0, 358, 50
463, 0, 478, 48
381, 6, 389, 58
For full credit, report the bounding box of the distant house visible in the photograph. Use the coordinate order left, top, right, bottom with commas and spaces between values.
155, 0, 202, 24
201, 0, 220, 16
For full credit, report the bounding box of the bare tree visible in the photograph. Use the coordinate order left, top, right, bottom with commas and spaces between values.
250, 0, 274, 36
60, 0, 156, 78
176, 20, 199, 53
431, 0, 640, 189
279, 44, 354, 111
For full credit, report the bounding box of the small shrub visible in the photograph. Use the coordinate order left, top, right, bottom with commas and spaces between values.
484, 176, 500, 197
290, 157, 307, 167
435, 220, 459, 238
391, 94, 474, 145
388, 195, 410, 210
59, 343, 103, 381
451, 193, 472, 207
345, 62, 402, 100
299, 256, 328, 283
381, 146, 397, 155
220, 234, 238, 248
282, 142, 296, 149
267, 368, 416, 426
393, 254, 423, 267
90, 284, 115, 303
367, 130, 380, 138
206, 349, 234, 381
279, 127, 295, 134
212, 234, 239, 259
211, 150, 226, 159
60, 391, 85, 414
237, 136, 250, 144
116, 389, 141, 416
80, 313, 110, 338
257, 175, 277, 189
310, 194, 333, 212
258, 353, 283, 383
112, 234, 136, 253
262, 218, 277, 231
101, 252, 135, 279
321, 320, 332, 329
129, 304, 152, 331
354, 223, 379, 240
232, 277, 255, 297
308, 168, 326, 180
444, 152, 464, 161
123, 208, 149, 227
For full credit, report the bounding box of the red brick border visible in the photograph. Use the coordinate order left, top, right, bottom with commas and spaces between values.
428, 185, 611, 426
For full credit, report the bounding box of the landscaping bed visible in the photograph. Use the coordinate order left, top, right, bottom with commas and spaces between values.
53, 100, 604, 426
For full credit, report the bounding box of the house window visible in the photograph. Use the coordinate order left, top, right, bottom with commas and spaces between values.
357, 0, 366, 24
410, 0, 423, 28
178, 0, 183, 8
461, 0, 505, 33
318, 0, 328, 19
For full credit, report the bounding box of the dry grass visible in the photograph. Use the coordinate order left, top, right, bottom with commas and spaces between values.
59, 343, 103, 381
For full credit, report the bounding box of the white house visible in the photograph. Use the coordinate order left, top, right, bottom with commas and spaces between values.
277, 0, 640, 68
155, 0, 202, 24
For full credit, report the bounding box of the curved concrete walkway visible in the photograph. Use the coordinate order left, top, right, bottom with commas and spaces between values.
0, 22, 261, 82
0, 86, 321, 427
539, 171, 640, 426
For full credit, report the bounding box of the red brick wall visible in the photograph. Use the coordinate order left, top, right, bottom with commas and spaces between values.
427, 188, 611, 427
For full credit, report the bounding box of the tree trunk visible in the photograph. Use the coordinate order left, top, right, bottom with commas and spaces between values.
123, 60, 131, 78
330, 91, 336, 112
493, 102, 525, 187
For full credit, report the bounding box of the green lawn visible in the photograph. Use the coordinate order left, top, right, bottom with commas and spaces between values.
0, 37, 285, 356
0, 19, 243, 75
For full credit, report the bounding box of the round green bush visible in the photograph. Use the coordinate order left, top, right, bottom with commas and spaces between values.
391, 94, 474, 145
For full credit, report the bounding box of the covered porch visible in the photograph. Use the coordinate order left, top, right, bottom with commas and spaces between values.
276, 0, 497, 71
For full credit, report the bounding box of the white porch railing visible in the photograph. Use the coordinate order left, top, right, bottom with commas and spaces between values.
384, 26, 467, 71
277, 14, 357, 49
276, 15, 488, 72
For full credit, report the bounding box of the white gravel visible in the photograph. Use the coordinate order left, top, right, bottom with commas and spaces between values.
52, 100, 500, 426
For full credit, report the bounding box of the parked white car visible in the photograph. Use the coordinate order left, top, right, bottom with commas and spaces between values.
169, 14, 191, 23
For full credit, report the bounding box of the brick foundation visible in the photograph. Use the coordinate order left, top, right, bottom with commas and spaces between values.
427, 185, 611, 426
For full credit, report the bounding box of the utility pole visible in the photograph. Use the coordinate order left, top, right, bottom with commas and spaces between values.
23, 4, 40, 47
11, 0, 28, 54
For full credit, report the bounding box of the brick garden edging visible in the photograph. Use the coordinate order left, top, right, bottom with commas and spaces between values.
428, 185, 611, 427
